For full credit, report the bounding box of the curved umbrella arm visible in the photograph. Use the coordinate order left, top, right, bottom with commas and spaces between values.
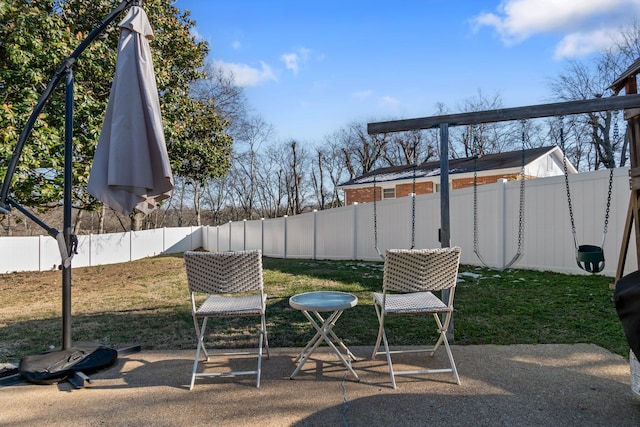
0, 0, 136, 213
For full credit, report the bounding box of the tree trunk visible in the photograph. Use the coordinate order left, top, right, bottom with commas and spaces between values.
73, 209, 84, 234
98, 204, 106, 234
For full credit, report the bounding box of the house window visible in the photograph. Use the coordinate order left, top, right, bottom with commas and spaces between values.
382, 188, 395, 199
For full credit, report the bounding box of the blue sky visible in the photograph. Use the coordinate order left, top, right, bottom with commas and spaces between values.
173, 0, 638, 143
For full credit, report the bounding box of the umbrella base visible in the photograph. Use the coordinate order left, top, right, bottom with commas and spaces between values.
4, 343, 141, 388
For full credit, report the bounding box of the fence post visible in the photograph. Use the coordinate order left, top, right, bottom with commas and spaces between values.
283, 215, 288, 259
313, 210, 317, 260
162, 227, 166, 252
498, 178, 507, 267
243, 219, 247, 250
261, 218, 265, 255
353, 202, 358, 260
39, 235, 44, 271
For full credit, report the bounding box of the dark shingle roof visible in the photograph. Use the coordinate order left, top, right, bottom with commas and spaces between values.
339, 146, 555, 187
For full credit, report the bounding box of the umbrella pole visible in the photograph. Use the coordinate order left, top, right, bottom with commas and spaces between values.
0, 0, 142, 387
62, 67, 74, 350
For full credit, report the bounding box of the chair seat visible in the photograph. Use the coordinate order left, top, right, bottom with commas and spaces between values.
373, 291, 449, 314
196, 294, 265, 317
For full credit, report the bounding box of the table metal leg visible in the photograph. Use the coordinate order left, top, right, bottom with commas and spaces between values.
290, 309, 360, 381
311, 311, 356, 360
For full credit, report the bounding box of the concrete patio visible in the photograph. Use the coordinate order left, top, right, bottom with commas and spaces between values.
2, 344, 640, 426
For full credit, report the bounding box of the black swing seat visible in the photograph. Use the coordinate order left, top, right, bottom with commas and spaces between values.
576, 245, 605, 273
615, 270, 640, 362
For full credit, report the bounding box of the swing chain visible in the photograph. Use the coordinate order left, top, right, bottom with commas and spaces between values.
411, 140, 417, 249
602, 167, 613, 244
373, 177, 378, 249
472, 122, 526, 270
559, 120, 614, 249
560, 125, 579, 248
516, 127, 526, 255
472, 129, 480, 256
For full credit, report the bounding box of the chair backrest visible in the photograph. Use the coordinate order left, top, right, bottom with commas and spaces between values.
383, 247, 461, 293
184, 250, 263, 294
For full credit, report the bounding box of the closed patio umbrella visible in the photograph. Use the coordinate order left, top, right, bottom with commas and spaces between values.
88, 5, 173, 215
0, 0, 166, 385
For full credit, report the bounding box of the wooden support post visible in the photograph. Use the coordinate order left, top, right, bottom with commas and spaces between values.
616, 75, 640, 281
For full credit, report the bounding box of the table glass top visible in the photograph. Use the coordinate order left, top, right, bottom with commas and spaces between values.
289, 291, 358, 311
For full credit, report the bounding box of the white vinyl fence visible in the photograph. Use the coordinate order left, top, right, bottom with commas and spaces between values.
0, 167, 637, 276
203, 167, 637, 277
0, 226, 202, 274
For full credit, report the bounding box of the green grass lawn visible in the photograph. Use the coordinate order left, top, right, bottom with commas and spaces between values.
262, 258, 627, 356
0, 254, 629, 363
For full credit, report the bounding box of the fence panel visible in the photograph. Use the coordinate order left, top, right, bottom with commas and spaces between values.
163, 227, 199, 254
1, 168, 638, 276
0, 236, 40, 273
90, 232, 131, 265
131, 229, 164, 260
217, 223, 231, 252
245, 220, 263, 251
262, 218, 285, 257
286, 213, 314, 259
229, 221, 245, 251
316, 206, 355, 260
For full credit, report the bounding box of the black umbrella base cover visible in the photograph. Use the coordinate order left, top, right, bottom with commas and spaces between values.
615, 270, 640, 361
18, 343, 117, 385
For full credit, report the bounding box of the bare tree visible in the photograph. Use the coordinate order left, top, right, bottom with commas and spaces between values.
549, 47, 630, 170
323, 141, 347, 207
330, 120, 389, 179
286, 140, 308, 215
224, 115, 274, 219
454, 90, 521, 157
382, 130, 438, 166
194, 63, 249, 136
257, 144, 289, 218
310, 148, 327, 210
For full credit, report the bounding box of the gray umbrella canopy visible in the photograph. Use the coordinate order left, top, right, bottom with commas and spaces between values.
88, 5, 173, 215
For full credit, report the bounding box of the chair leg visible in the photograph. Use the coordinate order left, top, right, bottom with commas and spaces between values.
190, 316, 211, 390
372, 303, 384, 359
432, 312, 460, 385
381, 326, 397, 389
190, 313, 268, 390
256, 327, 263, 388
372, 304, 397, 388
261, 312, 270, 359
442, 332, 460, 385
255, 312, 269, 388
431, 313, 446, 354
190, 316, 208, 390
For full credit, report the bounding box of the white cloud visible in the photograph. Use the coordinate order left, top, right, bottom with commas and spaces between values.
231, 40, 242, 50
281, 53, 300, 75
380, 96, 400, 110
472, 0, 639, 58
212, 60, 277, 87
280, 47, 314, 75
554, 29, 618, 59
353, 90, 373, 100
190, 27, 206, 43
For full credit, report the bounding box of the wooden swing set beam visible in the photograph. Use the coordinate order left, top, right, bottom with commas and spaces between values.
368, 70, 640, 281
368, 93, 640, 134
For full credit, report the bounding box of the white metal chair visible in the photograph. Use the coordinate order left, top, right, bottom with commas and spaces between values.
372, 247, 462, 388
184, 250, 269, 389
